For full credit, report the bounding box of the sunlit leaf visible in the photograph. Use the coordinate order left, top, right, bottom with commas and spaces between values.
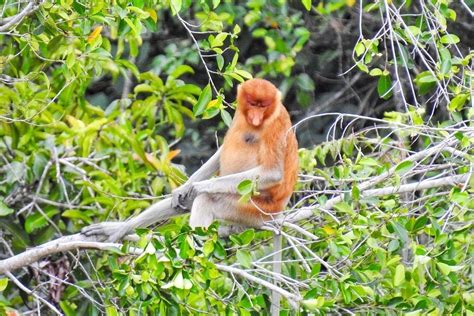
236, 249, 252, 268
0, 200, 13, 217
302, 0, 312, 10
193, 84, 212, 116
393, 264, 405, 286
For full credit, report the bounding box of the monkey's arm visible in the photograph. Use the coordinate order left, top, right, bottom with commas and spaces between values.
193, 165, 282, 194
171, 148, 221, 209
185, 147, 221, 183
82, 198, 181, 242
82, 148, 221, 242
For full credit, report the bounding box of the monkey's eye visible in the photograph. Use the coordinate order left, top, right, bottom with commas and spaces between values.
249, 100, 264, 107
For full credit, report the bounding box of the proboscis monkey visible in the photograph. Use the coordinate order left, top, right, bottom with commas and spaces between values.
82, 78, 298, 241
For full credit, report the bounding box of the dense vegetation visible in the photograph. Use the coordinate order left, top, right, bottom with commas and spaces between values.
0, 0, 473, 314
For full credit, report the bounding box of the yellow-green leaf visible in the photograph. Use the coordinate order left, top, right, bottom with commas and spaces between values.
394, 264, 405, 286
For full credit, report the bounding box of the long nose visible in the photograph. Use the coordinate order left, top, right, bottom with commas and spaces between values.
247, 108, 264, 126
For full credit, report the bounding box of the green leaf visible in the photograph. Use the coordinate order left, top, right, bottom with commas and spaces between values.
233, 24, 241, 35
411, 217, 427, 233
369, 68, 383, 76
355, 42, 365, 57
170, 0, 182, 14
203, 240, 215, 256
221, 109, 233, 127
193, 84, 212, 116
352, 185, 360, 200
437, 262, 464, 275
169, 65, 194, 80
134, 83, 154, 94
391, 222, 409, 244
302, 297, 325, 310
301, 0, 312, 11
377, 75, 393, 99
211, 33, 228, 48
388, 240, 400, 252
359, 157, 379, 166
216, 55, 224, 71
296, 73, 315, 91
440, 34, 460, 44
356, 62, 369, 73
237, 179, 253, 196
394, 264, 405, 286
406, 25, 421, 36
62, 209, 92, 223
414, 71, 437, 95
0, 278, 8, 291
415, 72, 437, 83
395, 160, 414, 174
448, 94, 468, 112
0, 200, 13, 217
25, 209, 59, 233
0, 219, 29, 249
238, 229, 255, 245
234, 69, 252, 80
236, 249, 252, 268
333, 202, 354, 215
439, 47, 452, 75
174, 272, 193, 290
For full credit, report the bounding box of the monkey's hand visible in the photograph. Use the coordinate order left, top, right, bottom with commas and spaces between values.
81, 222, 131, 242
171, 183, 196, 210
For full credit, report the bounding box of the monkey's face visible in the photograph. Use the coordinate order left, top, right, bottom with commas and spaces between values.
237, 79, 279, 127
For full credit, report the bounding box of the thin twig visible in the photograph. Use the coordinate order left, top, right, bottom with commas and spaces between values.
6, 271, 62, 315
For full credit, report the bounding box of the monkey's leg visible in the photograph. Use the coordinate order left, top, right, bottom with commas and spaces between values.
82, 197, 184, 242
192, 166, 283, 196
189, 193, 244, 228
189, 194, 215, 228
190, 193, 262, 231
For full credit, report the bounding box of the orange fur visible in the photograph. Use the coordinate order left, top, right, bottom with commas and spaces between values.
220, 79, 298, 223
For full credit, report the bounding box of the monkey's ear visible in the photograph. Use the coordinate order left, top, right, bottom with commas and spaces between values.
237, 83, 242, 96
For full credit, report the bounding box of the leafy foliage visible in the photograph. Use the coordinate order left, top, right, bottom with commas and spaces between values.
0, 0, 473, 314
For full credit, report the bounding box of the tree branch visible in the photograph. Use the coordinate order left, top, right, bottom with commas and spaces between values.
6, 271, 62, 314
215, 264, 301, 309
282, 173, 470, 223
0, 234, 121, 274
0, 0, 43, 32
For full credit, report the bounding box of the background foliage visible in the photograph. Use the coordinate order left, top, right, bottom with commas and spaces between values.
0, 0, 473, 314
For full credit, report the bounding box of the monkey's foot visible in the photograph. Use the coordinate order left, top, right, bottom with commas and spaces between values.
218, 224, 247, 237
81, 222, 131, 242
171, 182, 197, 210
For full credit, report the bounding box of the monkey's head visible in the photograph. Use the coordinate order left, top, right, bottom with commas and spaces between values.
237, 78, 281, 127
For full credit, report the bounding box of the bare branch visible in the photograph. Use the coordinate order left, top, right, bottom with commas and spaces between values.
0, 234, 121, 274
6, 271, 62, 315
361, 174, 469, 197
0, 1, 43, 32
215, 264, 301, 309
286, 172, 470, 223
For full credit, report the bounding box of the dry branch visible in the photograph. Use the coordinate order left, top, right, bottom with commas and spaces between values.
0, 234, 120, 274
215, 263, 301, 309
0, 0, 43, 32
283, 173, 470, 223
